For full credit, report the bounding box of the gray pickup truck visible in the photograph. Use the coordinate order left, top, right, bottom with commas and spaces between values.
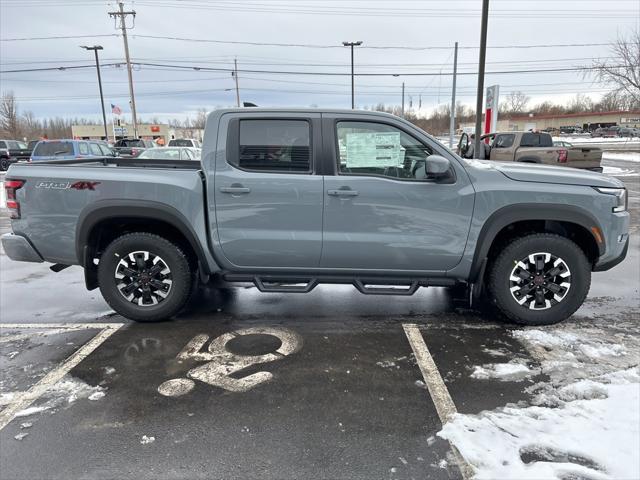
2, 109, 629, 325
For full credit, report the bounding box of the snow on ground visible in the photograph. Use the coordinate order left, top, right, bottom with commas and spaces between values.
602, 166, 638, 177
556, 136, 640, 144
603, 151, 640, 164
439, 325, 640, 480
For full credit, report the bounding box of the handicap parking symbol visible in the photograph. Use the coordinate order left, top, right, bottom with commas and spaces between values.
158, 327, 303, 396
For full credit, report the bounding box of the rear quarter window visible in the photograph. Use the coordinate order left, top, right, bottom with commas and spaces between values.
520, 133, 552, 147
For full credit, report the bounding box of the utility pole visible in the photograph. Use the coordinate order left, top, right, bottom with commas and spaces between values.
342, 41, 362, 109
233, 58, 240, 107
81, 45, 109, 142
449, 42, 459, 149
473, 0, 490, 158
109, 2, 138, 138
401, 82, 405, 117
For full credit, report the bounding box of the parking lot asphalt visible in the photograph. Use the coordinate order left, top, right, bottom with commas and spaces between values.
0, 156, 638, 480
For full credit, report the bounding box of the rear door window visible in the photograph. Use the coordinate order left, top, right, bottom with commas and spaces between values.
520, 133, 540, 147
78, 142, 90, 155
232, 119, 311, 172
34, 141, 75, 157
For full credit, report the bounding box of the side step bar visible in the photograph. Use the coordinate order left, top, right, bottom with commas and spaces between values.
222, 273, 456, 296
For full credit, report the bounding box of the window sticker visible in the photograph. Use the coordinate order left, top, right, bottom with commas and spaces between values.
345, 132, 402, 167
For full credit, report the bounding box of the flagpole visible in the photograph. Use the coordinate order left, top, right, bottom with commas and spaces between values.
111, 109, 116, 143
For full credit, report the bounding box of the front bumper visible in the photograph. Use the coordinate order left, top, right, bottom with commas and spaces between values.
594, 234, 629, 271
1, 233, 44, 263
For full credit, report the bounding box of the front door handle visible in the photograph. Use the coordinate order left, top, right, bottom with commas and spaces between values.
327, 189, 359, 197
220, 185, 251, 194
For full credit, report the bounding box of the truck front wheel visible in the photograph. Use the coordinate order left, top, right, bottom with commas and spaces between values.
97, 232, 192, 322
487, 233, 591, 325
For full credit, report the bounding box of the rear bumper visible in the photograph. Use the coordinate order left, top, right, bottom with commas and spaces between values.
1, 233, 44, 263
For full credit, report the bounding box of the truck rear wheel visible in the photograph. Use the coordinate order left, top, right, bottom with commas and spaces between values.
487, 233, 591, 325
97, 232, 192, 322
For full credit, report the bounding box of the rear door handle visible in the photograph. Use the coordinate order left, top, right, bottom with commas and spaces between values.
220, 186, 251, 194
327, 189, 359, 197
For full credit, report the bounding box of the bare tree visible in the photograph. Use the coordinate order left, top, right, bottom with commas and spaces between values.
590, 29, 640, 103
192, 108, 208, 130
566, 93, 594, 114
0, 91, 22, 138
21, 111, 41, 138
499, 91, 530, 116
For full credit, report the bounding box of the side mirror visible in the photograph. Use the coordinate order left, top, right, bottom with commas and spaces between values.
426, 155, 451, 176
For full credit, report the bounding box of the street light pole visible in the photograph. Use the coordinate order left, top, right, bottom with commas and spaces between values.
81, 45, 109, 142
342, 41, 362, 109
473, 0, 490, 158
449, 41, 459, 149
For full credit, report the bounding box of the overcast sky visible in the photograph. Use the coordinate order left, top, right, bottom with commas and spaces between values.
1, 0, 639, 123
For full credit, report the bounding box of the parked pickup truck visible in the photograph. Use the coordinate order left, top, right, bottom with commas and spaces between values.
2, 109, 629, 325
0, 139, 32, 171
458, 131, 603, 172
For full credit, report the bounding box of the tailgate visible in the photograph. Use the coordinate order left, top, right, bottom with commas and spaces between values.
567, 146, 602, 169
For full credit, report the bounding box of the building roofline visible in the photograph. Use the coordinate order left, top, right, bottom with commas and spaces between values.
507, 110, 640, 121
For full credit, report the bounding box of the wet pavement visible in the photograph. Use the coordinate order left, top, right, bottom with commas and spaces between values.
0, 156, 638, 480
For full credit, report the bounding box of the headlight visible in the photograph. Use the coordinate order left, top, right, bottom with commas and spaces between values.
595, 187, 627, 212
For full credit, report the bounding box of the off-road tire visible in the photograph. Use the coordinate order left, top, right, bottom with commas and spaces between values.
488, 233, 591, 325
98, 232, 192, 322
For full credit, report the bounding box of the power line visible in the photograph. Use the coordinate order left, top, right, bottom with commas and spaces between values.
0, 34, 615, 51
0, 34, 118, 41
1, 61, 621, 76
130, 35, 615, 50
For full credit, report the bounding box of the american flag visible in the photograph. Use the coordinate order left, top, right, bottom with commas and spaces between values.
111, 104, 122, 115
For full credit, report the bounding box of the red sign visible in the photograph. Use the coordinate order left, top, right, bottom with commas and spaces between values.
151, 125, 160, 132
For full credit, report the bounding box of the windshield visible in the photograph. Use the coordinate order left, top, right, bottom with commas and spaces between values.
115, 139, 144, 147
33, 141, 74, 156
137, 148, 182, 160
168, 139, 194, 147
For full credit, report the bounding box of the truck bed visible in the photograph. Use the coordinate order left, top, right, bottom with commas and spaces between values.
6, 158, 207, 265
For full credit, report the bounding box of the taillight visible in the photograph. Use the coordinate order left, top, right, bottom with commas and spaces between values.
557, 149, 568, 163
131, 148, 138, 156
5, 179, 25, 219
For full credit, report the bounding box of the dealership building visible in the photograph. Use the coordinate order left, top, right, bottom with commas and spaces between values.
70, 123, 203, 144
495, 110, 640, 132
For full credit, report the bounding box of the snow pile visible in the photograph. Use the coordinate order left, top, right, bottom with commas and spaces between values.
439, 326, 640, 479
470, 361, 534, 382
15, 376, 106, 418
